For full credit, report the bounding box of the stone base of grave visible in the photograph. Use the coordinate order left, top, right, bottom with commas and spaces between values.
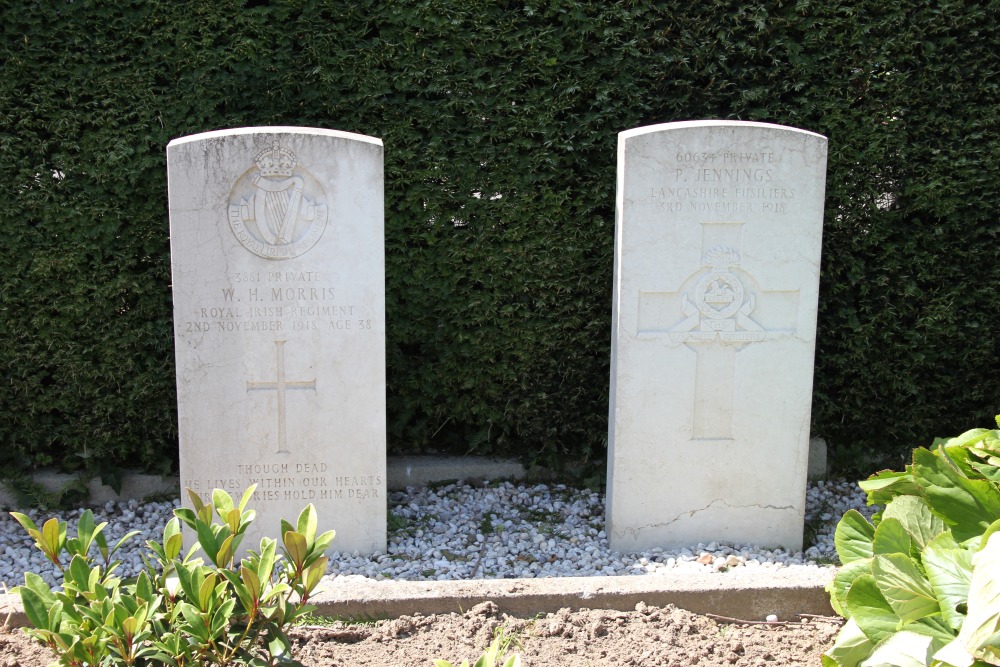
0, 442, 828, 507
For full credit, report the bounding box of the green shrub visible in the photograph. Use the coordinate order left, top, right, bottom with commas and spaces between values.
11, 485, 332, 667
823, 415, 1000, 666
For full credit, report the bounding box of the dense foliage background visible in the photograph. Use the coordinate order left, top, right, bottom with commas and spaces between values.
1, 0, 997, 483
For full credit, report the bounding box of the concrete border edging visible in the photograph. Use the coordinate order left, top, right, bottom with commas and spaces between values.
2, 569, 835, 628
309, 570, 836, 621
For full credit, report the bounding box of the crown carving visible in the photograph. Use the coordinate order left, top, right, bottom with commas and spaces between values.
254, 141, 298, 178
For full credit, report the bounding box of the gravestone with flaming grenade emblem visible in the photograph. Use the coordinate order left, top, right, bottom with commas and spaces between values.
167, 127, 386, 554
606, 121, 827, 551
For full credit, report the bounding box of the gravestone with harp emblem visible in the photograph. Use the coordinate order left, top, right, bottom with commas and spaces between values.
167, 127, 386, 555
606, 121, 827, 551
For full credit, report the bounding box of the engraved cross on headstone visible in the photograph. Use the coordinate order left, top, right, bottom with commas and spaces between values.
637, 222, 800, 440
246, 340, 316, 454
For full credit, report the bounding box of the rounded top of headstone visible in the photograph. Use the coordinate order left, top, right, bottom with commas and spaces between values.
167, 126, 383, 148
619, 120, 826, 142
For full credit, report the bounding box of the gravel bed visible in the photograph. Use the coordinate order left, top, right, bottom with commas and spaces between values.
0, 479, 874, 590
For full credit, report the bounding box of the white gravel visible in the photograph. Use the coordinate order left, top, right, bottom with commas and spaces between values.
0, 479, 874, 590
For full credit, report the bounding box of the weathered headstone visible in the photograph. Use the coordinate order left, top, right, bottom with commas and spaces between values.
167, 127, 386, 554
606, 121, 827, 551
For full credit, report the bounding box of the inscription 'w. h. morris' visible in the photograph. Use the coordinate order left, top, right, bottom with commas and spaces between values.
167, 126, 387, 556
228, 141, 329, 260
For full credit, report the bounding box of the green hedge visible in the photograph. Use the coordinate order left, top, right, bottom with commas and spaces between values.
0, 0, 996, 480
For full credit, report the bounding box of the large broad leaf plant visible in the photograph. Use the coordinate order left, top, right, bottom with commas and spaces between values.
825, 415, 1000, 667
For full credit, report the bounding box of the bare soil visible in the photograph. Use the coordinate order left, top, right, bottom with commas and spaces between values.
1, 601, 840, 667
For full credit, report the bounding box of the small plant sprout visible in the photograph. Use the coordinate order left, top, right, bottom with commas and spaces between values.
434, 624, 524, 667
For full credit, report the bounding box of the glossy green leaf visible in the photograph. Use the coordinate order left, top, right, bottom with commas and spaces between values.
220, 568, 253, 613
287, 602, 318, 624
212, 488, 234, 519
936, 533, 1000, 665
261, 582, 291, 603
239, 509, 256, 531
238, 484, 257, 513
165, 532, 183, 562
882, 495, 946, 551
66, 554, 92, 592
187, 488, 206, 515
847, 574, 899, 644
872, 553, 939, 622
177, 602, 210, 643
198, 573, 218, 612
267, 631, 292, 658
110, 530, 141, 558
195, 521, 220, 564
859, 470, 920, 507
210, 598, 235, 639
242, 565, 261, 602
173, 508, 197, 530
873, 518, 913, 557
829, 558, 873, 619
216, 534, 235, 569
71, 510, 96, 556
859, 630, 934, 667
297, 504, 318, 544
913, 448, 1000, 543
314, 529, 336, 554
41, 517, 65, 559
174, 564, 201, 604
943, 428, 993, 450
304, 556, 328, 593
135, 571, 155, 603
283, 531, 308, 569
19, 581, 57, 631
255, 537, 277, 583
280, 519, 295, 543
969, 460, 1000, 485
836, 510, 876, 564
923, 531, 974, 631
225, 507, 241, 535
9, 512, 38, 535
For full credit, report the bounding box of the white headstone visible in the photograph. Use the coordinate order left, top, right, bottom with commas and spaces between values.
606, 121, 827, 551
167, 127, 386, 554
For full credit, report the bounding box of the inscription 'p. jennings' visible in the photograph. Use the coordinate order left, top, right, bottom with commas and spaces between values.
246, 340, 316, 454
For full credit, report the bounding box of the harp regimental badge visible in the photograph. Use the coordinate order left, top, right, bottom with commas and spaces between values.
228, 141, 329, 259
